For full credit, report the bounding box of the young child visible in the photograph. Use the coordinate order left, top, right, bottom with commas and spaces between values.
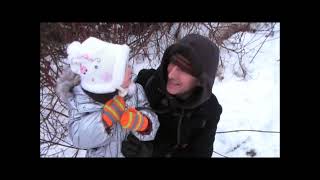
56, 37, 159, 157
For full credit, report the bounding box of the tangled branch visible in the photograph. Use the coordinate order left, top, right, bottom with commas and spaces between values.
216, 129, 280, 134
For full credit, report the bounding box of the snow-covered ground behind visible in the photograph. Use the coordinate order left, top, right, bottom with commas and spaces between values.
212, 26, 280, 157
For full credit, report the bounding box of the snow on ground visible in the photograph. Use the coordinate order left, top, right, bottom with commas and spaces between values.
212, 25, 280, 157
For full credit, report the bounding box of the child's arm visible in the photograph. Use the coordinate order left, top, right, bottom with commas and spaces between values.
67, 85, 114, 149
123, 83, 159, 141
56, 67, 113, 149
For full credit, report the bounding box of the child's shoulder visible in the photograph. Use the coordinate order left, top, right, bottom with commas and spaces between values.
72, 84, 87, 95
127, 82, 146, 96
131, 82, 148, 100
72, 85, 100, 104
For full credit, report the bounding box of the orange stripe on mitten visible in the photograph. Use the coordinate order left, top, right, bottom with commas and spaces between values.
120, 107, 149, 132
102, 95, 125, 127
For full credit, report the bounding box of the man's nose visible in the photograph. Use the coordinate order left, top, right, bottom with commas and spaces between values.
168, 64, 179, 79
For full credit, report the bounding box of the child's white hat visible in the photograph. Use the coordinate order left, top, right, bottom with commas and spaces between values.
66, 37, 130, 94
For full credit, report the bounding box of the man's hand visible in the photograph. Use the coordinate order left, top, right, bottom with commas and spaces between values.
121, 133, 153, 157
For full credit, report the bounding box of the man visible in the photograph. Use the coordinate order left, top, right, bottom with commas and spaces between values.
122, 34, 222, 157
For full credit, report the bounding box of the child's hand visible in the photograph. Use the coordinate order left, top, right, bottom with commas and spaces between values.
120, 107, 149, 132
102, 95, 126, 127
121, 65, 132, 89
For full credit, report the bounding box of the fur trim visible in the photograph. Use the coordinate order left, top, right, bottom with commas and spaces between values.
55, 66, 81, 103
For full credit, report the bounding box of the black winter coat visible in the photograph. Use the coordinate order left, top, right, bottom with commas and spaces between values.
136, 69, 222, 157
136, 34, 222, 157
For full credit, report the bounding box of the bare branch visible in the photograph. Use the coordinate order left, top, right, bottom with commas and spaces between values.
216, 129, 280, 134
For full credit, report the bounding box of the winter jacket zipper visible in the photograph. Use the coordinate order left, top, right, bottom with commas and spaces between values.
165, 109, 185, 157
177, 109, 184, 146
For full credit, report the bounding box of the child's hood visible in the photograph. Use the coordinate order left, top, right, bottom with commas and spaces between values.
66, 37, 130, 94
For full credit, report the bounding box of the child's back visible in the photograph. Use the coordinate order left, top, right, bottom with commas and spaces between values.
58, 68, 159, 157
56, 37, 159, 157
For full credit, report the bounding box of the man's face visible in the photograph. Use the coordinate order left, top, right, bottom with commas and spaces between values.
166, 63, 199, 95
